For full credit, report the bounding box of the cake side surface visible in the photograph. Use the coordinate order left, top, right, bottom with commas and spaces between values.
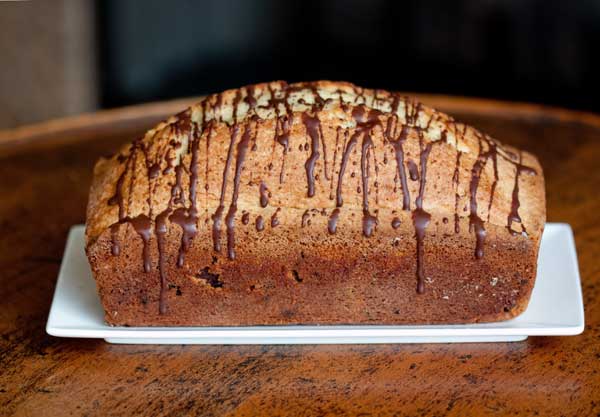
85, 81, 545, 326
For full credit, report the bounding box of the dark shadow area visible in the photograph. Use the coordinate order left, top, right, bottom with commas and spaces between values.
98, 0, 600, 112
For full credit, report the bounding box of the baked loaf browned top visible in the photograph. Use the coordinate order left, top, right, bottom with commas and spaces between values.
86, 81, 545, 326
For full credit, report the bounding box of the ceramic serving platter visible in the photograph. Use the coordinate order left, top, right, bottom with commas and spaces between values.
46, 224, 584, 344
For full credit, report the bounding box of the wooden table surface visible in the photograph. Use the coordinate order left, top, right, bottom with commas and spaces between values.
1, 94, 598, 417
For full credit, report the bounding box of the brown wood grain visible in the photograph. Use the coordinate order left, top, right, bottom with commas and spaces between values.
0, 95, 598, 416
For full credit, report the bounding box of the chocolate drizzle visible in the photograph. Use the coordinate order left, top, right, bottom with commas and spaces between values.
103, 81, 541, 315
412, 141, 433, 294
269, 83, 294, 184
452, 125, 466, 234
384, 94, 411, 211
155, 209, 170, 314
345, 106, 382, 237
109, 224, 120, 256
276, 116, 291, 183
302, 113, 322, 198
486, 139, 499, 222
256, 215, 265, 232
169, 208, 197, 267
507, 151, 536, 235
271, 208, 281, 228
108, 141, 139, 256
129, 214, 152, 272
336, 129, 359, 208
225, 121, 255, 260
468, 136, 494, 259
259, 181, 269, 208
359, 115, 378, 237
212, 123, 240, 252
188, 121, 201, 218
329, 127, 343, 200
301, 210, 311, 228
168, 119, 200, 267
148, 163, 160, 179
328, 208, 340, 234
407, 159, 419, 181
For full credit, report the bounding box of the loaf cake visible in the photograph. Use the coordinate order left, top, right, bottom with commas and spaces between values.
85, 81, 546, 326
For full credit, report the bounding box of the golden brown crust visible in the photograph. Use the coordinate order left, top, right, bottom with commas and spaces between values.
85, 81, 546, 326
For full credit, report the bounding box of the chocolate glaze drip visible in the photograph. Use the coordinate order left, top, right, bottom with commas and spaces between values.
413, 209, 430, 294
138, 141, 154, 214
108, 142, 139, 256
271, 208, 281, 228
384, 94, 411, 211
155, 209, 170, 315
108, 164, 127, 215
244, 85, 258, 108
507, 152, 537, 235
328, 208, 340, 234
269, 83, 294, 184
259, 181, 269, 207
452, 162, 462, 232
507, 157, 524, 235
148, 163, 160, 179
242, 212, 250, 225
129, 214, 152, 272
350, 106, 382, 237
163, 149, 175, 175
468, 137, 491, 259
127, 138, 141, 211
336, 129, 359, 207
150, 112, 197, 311
188, 121, 200, 217
255, 215, 265, 232
139, 142, 158, 270
110, 223, 120, 256
302, 113, 323, 198
407, 159, 419, 181
204, 115, 214, 213
225, 205, 238, 260
165, 170, 193, 262
161, 118, 201, 268
171, 165, 185, 205
329, 127, 343, 200
362, 210, 378, 237
452, 125, 466, 234
212, 123, 240, 252
486, 139, 499, 222
276, 116, 291, 184
169, 208, 197, 267
412, 140, 433, 294
392, 217, 401, 229
225, 122, 254, 260
359, 118, 378, 237
301, 210, 310, 228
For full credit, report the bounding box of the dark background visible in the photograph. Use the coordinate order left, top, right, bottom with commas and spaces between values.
98, 0, 600, 112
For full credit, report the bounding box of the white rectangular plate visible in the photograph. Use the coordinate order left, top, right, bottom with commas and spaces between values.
46, 224, 584, 344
